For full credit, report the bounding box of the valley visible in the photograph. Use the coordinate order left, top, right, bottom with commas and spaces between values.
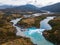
0, 10, 60, 45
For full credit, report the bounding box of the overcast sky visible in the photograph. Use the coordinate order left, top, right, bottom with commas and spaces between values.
0, 0, 60, 7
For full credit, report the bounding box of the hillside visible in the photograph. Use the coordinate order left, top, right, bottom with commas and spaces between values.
43, 16, 60, 45
0, 12, 34, 45
0, 4, 43, 14
40, 3, 60, 12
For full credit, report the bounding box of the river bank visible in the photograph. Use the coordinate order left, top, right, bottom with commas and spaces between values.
0, 13, 35, 45
17, 16, 46, 28
24, 17, 54, 45
12, 16, 54, 45
43, 16, 60, 45
0, 12, 60, 45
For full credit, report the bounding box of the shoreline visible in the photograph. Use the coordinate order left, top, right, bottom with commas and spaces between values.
43, 16, 60, 45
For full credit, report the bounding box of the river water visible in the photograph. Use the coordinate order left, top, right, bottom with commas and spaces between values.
10, 17, 54, 45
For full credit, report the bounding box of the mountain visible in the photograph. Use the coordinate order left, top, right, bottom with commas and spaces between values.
11, 4, 39, 12
40, 3, 60, 12
0, 5, 15, 9
0, 4, 44, 13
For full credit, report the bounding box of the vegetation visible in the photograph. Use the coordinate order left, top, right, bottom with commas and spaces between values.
43, 16, 60, 45
17, 15, 46, 28
0, 11, 60, 45
0, 12, 34, 45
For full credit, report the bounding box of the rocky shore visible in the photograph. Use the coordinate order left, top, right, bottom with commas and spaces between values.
43, 16, 60, 45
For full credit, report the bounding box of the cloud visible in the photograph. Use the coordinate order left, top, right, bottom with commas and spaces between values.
0, 0, 27, 5
0, 0, 60, 7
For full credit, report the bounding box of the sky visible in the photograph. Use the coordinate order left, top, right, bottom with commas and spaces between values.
0, 0, 60, 7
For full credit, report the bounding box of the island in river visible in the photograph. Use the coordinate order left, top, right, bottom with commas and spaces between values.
17, 16, 46, 28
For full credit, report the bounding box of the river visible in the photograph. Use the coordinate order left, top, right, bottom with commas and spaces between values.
10, 17, 54, 45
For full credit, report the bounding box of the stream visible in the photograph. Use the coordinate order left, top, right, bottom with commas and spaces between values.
10, 17, 54, 45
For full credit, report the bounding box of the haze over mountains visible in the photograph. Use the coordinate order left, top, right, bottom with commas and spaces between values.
0, 2, 60, 13
0, 5, 16, 9
0, 4, 43, 13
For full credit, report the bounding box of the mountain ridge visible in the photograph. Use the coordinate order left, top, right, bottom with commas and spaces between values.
40, 2, 60, 12
0, 4, 43, 13
0, 3, 60, 13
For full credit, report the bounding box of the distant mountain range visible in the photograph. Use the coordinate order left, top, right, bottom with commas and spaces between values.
0, 5, 15, 9
0, 2, 60, 13
9, 4, 42, 13
40, 3, 60, 12
0, 4, 43, 13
